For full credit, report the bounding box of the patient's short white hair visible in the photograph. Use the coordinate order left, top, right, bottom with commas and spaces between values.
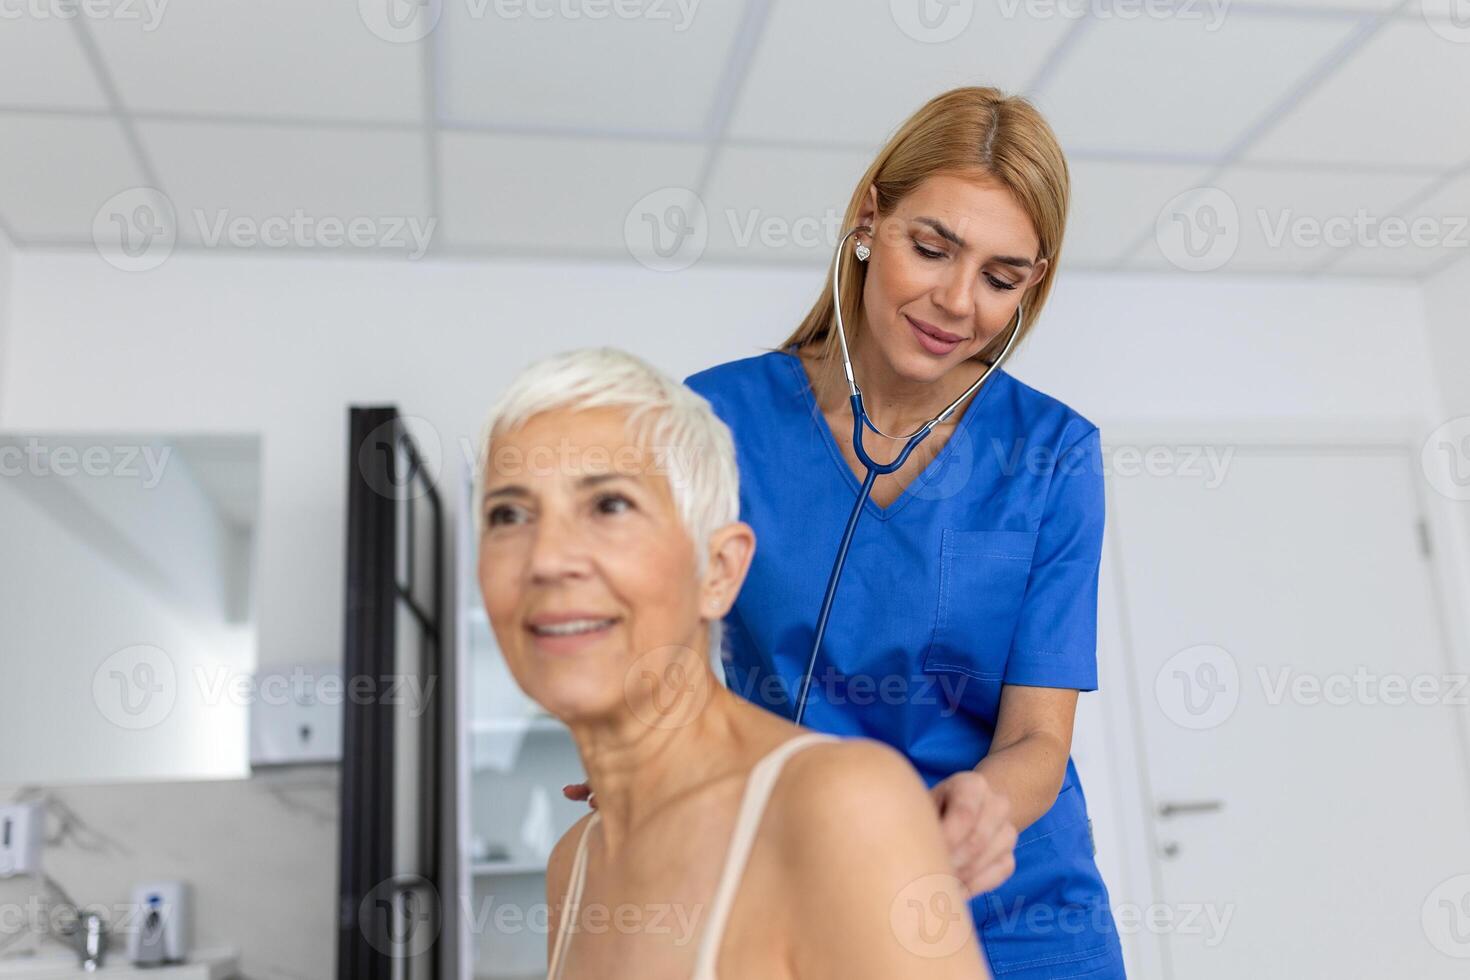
475, 347, 741, 651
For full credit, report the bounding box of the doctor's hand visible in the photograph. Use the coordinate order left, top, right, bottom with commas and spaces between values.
563, 781, 598, 810
932, 770, 1018, 897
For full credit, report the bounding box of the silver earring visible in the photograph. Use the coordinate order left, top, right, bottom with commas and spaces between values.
854, 241, 871, 262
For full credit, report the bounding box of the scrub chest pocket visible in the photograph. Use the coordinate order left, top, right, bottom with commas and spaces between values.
922, 529, 1039, 702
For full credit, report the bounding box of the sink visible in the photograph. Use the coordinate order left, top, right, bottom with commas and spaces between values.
0, 948, 237, 979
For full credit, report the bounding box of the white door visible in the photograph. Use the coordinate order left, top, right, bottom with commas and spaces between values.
1106, 443, 1470, 979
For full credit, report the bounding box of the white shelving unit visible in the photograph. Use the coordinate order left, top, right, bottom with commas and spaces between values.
454, 473, 589, 980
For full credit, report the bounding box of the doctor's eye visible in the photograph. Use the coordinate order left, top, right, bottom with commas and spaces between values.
985, 274, 1019, 292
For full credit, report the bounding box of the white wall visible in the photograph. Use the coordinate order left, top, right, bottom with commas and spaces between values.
1422, 263, 1470, 419
1420, 263, 1470, 586
2, 249, 1465, 977
0, 228, 12, 413
1, 254, 1450, 668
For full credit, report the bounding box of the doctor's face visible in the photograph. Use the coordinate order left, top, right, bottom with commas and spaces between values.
477, 407, 705, 724
856, 172, 1049, 384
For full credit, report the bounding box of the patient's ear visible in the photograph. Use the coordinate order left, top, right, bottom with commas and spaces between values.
700, 522, 755, 618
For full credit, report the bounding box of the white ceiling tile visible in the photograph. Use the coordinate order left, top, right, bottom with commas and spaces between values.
88, 0, 423, 122
0, 16, 109, 109
1246, 20, 1470, 167
1065, 159, 1216, 265
0, 114, 144, 240
438, 132, 707, 253
700, 145, 872, 262
138, 121, 432, 253
1035, 13, 1360, 157
726, 0, 1071, 144
440, 0, 747, 134
1328, 171, 1470, 275
1133, 165, 1434, 272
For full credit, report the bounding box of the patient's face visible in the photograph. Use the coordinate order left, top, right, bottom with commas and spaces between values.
477, 406, 703, 723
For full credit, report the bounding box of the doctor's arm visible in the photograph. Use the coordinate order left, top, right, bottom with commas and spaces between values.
932, 686, 1076, 895
975, 684, 1077, 830
934, 426, 1105, 895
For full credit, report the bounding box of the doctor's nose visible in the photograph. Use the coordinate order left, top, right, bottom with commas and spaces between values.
932, 265, 978, 321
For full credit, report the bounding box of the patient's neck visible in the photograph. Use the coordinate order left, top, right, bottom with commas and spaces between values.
569, 670, 763, 858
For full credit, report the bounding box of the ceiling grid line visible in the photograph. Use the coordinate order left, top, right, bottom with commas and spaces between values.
1109, 7, 1397, 266
1023, 9, 1100, 99
66, 9, 163, 195
691, 0, 776, 201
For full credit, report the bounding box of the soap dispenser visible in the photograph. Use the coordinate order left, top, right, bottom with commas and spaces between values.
127, 881, 189, 965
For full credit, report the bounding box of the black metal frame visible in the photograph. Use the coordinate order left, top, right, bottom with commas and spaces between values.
337, 407, 445, 980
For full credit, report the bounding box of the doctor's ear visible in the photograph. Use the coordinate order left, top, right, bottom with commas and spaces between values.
699, 521, 756, 617
857, 184, 880, 240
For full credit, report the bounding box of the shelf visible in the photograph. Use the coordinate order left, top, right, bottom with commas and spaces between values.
470, 860, 546, 877
469, 716, 566, 735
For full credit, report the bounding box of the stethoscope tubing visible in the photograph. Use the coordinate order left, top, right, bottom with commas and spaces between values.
791, 225, 1025, 725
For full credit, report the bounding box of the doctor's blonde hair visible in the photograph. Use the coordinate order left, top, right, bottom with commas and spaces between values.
779, 85, 1069, 381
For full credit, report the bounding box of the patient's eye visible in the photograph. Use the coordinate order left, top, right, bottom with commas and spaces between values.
485, 502, 527, 528
594, 492, 633, 516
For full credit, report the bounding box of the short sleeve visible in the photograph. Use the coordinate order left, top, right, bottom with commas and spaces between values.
1003, 426, 1105, 691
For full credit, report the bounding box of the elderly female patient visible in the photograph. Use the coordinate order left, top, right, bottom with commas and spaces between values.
475, 348, 988, 980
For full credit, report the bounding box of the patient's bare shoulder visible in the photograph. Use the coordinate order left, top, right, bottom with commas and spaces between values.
767, 737, 932, 849
767, 737, 989, 979
545, 812, 596, 962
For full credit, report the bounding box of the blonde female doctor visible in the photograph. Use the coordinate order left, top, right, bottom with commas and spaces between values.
573, 86, 1125, 979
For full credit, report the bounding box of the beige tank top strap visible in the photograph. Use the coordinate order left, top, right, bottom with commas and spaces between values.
691, 732, 839, 978
547, 810, 601, 980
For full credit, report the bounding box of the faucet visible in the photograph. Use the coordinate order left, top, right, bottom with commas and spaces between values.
50, 899, 107, 971
78, 912, 106, 972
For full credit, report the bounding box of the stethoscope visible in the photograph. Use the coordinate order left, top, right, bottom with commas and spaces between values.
791, 224, 1026, 726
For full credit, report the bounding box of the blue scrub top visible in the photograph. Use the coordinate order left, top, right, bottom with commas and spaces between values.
686, 348, 1125, 979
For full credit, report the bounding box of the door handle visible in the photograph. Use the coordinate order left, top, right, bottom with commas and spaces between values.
1157, 799, 1224, 818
